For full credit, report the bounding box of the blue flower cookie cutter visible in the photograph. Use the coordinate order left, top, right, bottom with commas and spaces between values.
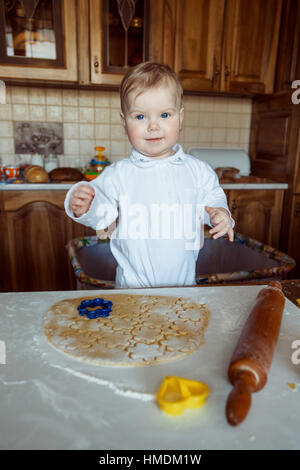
77, 298, 113, 319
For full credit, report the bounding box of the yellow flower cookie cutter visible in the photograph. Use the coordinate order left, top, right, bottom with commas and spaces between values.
156, 376, 210, 416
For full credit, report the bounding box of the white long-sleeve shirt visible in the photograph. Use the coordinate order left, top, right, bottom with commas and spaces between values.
65, 144, 233, 288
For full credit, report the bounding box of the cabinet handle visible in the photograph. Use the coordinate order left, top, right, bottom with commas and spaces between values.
231, 199, 237, 215
295, 202, 300, 217
211, 59, 220, 86
224, 65, 230, 82
94, 56, 100, 73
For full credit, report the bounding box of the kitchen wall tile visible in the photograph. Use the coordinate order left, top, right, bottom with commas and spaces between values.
198, 127, 212, 142
226, 128, 240, 144
5, 86, 252, 165
110, 124, 125, 140
80, 123, 94, 139
79, 107, 94, 123
63, 123, 79, 139
0, 137, 14, 154
184, 111, 200, 127
241, 99, 252, 113
110, 108, 122, 124
213, 112, 227, 128
227, 98, 243, 112
64, 139, 79, 155
79, 139, 95, 157
199, 112, 214, 128
62, 89, 78, 106
63, 106, 79, 123
95, 107, 110, 123
46, 88, 62, 105
110, 93, 121, 108
28, 87, 45, 105
213, 97, 228, 112
94, 91, 110, 107
46, 105, 62, 122
184, 127, 199, 142
95, 123, 110, 140
212, 128, 226, 143
239, 129, 250, 144
0, 121, 13, 137
11, 86, 28, 104
183, 95, 200, 111
110, 140, 126, 157
29, 105, 46, 121
3, 86, 11, 104
0, 153, 15, 165
227, 113, 241, 128
12, 104, 29, 121
79, 90, 94, 107
239, 113, 251, 128
199, 97, 214, 112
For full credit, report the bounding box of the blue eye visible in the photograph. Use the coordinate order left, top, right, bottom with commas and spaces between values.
161, 112, 169, 118
136, 114, 144, 120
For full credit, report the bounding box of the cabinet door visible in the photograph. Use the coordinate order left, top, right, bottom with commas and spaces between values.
228, 189, 284, 248
288, 195, 300, 277
222, 0, 282, 94
275, 0, 300, 92
173, 0, 225, 92
0, 191, 94, 292
89, 0, 149, 85
0, 0, 77, 82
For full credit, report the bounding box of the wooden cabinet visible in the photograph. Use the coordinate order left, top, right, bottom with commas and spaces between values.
287, 195, 300, 278
83, 0, 149, 86
0, 0, 78, 82
0, 190, 94, 292
222, 0, 282, 94
249, 90, 300, 278
0, 0, 284, 93
227, 189, 284, 248
152, 0, 282, 94
275, 0, 300, 93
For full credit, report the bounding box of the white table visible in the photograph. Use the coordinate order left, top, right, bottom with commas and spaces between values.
0, 286, 299, 450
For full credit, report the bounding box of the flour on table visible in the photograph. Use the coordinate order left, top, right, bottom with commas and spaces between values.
43, 294, 210, 367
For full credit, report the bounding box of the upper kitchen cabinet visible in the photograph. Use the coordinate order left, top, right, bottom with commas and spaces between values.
87, 0, 149, 86
0, 0, 77, 82
275, 0, 300, 93
150, 0, 226, 92
221, 0, 282, 94
152, 0, 282, 94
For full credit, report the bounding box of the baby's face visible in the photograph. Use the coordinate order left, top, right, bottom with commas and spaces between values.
121, 82, 184, 159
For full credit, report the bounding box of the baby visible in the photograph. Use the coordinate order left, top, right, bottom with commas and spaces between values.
65, 62, 234, 288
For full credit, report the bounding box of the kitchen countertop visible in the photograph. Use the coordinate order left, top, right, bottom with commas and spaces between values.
0, 283, 299, 450
0, 182, 289, 190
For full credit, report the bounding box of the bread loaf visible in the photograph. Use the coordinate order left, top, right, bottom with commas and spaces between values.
49, 167, 83, 182
25, 165, 49, 183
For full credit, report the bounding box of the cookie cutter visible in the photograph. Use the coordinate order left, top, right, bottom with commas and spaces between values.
77, 298, 113, 319
156, 376, 210, 416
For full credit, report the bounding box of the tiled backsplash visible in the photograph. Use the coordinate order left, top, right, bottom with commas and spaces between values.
0, 85, 252, 167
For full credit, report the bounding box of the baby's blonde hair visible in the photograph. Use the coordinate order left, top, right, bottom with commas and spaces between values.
120, 62, 183, 113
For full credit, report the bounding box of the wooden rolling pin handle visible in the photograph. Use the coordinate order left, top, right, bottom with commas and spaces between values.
226, 370, 257, 426
226, 281, 285, 426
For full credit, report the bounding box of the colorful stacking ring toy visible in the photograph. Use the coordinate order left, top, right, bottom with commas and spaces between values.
77, 298, 113, 319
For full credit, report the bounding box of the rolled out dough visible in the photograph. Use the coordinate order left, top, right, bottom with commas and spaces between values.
44, 294, 210, 367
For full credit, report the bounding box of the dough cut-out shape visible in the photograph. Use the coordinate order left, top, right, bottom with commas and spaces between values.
44, 294, 210, 367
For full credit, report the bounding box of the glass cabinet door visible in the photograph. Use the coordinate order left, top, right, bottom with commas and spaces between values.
90, 0, 149, 84
103, 0, 148, 72
0, 0, 77, 81
0, 0, 64, 65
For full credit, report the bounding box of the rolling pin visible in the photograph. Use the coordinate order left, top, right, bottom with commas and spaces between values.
225, 281, 285, 426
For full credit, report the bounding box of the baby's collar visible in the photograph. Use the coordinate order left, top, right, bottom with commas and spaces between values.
130, 144, 186, 168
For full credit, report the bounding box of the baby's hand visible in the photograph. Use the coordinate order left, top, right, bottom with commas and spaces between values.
70, 185, 95, 218
205, 206, 234, 242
